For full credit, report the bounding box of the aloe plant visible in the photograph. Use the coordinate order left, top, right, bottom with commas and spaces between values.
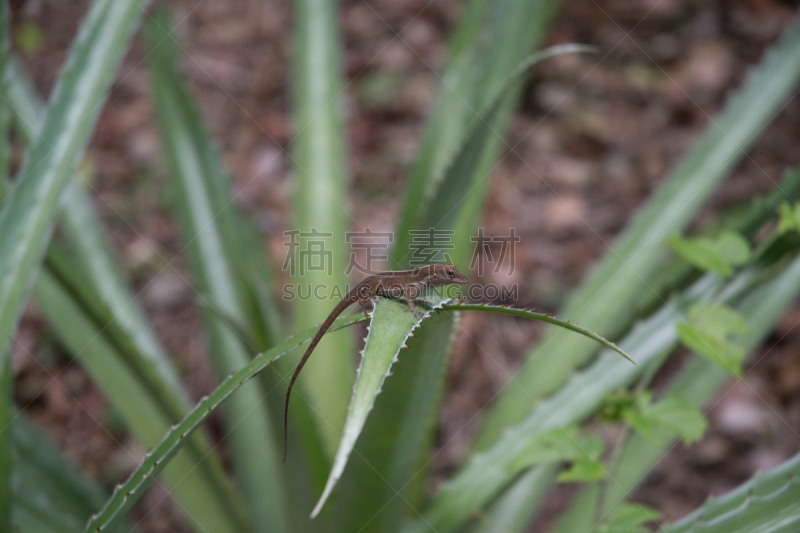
2, 2, 800, 533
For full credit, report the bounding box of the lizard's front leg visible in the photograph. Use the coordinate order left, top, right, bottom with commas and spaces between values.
359, 281, 381, 318
359, 298, 375, 318
403, 285, 424, 318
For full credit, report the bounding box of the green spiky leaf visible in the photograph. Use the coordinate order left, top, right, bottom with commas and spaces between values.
83, 313, 366, 533
660, 451, 800, 533
0, 0, 148, 360
311, 291, 454, 518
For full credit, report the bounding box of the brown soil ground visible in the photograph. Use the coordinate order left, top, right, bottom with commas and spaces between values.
8, 0, 800, 531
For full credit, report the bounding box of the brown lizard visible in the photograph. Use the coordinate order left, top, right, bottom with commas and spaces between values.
283, 263, 469, 461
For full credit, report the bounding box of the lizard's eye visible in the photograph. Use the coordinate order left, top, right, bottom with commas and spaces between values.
447, 269, 454, 277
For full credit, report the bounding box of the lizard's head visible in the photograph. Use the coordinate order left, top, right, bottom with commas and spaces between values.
432, 264, 470, 284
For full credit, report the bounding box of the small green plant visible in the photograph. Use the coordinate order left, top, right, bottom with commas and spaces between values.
1, 2, 800, 533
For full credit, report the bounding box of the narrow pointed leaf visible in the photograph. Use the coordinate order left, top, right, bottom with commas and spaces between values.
290, 0, 353, 457
0, 0, 148, 359
334, 302, 460, 532
5, 50, 247, 532
390, 0, 563, 266
83, 313, 365, 533
442, 303, 635, 364
6, 58, 191, 422
33, 267, 250, 532
146, 11, 288, 531
464, 466, 558, 533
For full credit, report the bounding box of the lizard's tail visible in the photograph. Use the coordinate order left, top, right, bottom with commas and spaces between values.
284, 294, 357, 462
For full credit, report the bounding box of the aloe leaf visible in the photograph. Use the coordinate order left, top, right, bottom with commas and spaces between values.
476, 13, 800, 450
11, 60, 193, 414
288, 0, 353, 458
0, 0, 8, 190
443, 303, 635, 364
464, 466, 559, 533
42, 241, 248, 525
0, 357, 10, 532
33, 266, 250, 532
0, 0, 148, 360
333, 300, 460, 532
390, 0, 562, 266
84, 313, 365, 533
660, 451, 800, 533
0, 356, 10, 533
6, 60, 190, 417
394, 43, 592, 247
144, 26, 283, 351
145, 11, 289, 532
59, 181, 192, 410
310, 293, 454, 518
4, 51, 248, 532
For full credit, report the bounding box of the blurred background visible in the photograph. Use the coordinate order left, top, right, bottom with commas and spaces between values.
7, 0, 800, 530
